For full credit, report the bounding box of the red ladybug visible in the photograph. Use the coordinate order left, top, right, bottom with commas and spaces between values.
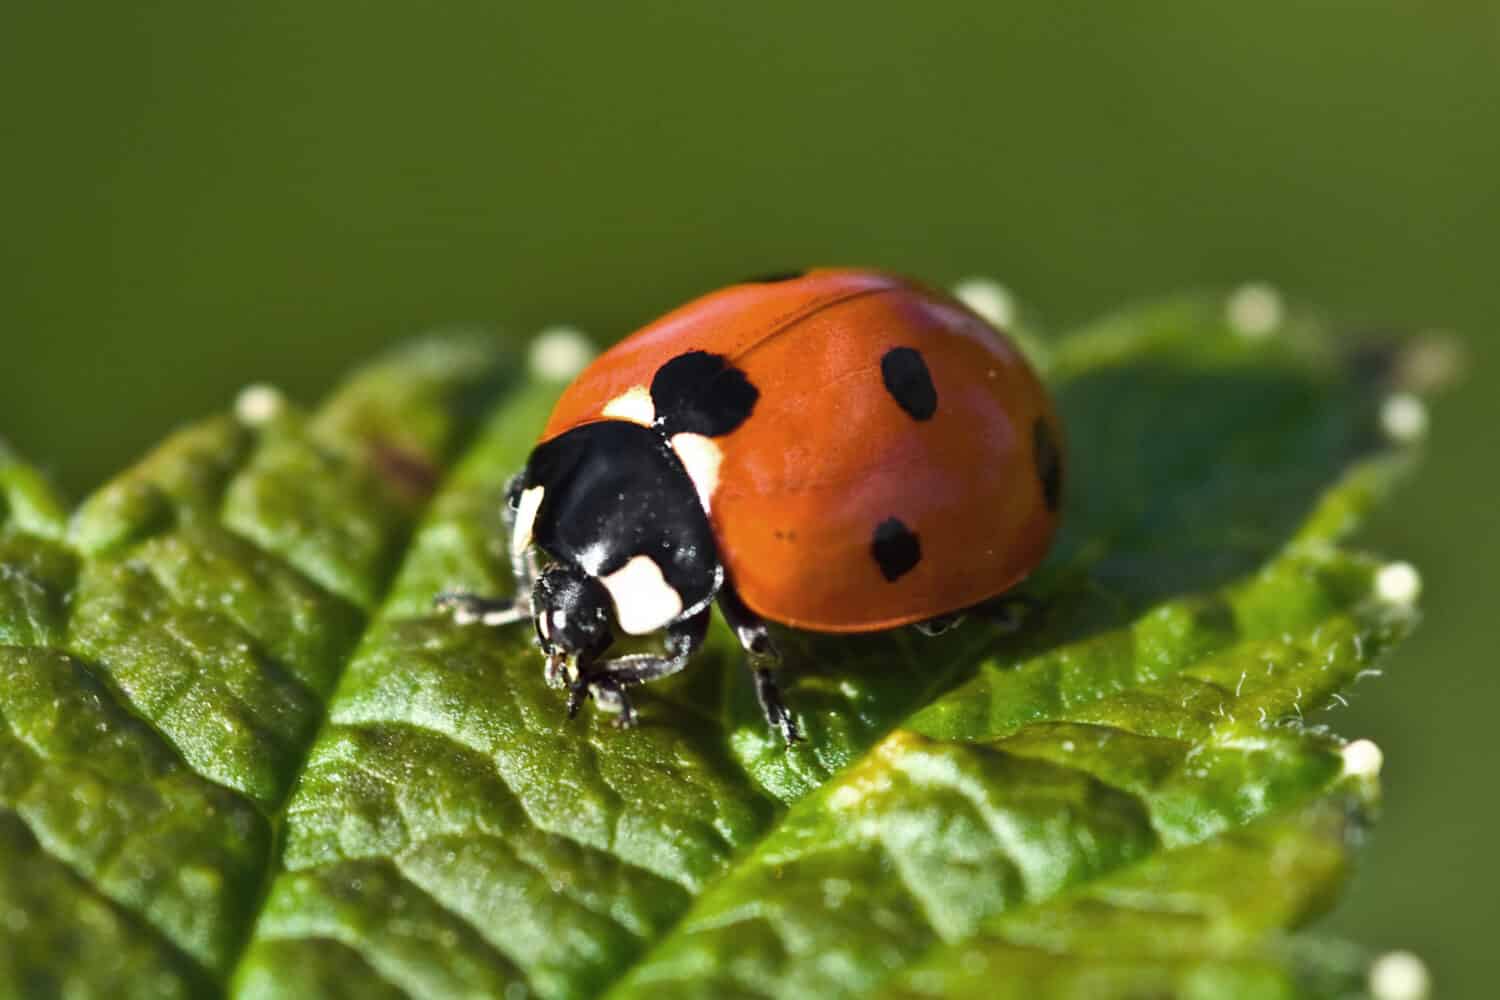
437, 268, 1063, 742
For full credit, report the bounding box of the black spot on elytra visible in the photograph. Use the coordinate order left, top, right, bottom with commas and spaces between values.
1033, 418, 1063, 512
743, 270, 806, 284
880, 347, 938, 421
870, 517, 921, 581
650, 351, 760, 437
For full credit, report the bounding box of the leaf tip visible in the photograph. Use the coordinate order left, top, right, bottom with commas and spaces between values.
1369, 950, 1431, 1000
529, 326, 596, 382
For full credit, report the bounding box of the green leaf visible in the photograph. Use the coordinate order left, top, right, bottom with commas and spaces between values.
0, 296, 1423, 999
2, 338, 512, 991
878, 794, 1372, 999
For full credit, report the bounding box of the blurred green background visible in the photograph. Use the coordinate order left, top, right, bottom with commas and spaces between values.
3, 2, 1494, 992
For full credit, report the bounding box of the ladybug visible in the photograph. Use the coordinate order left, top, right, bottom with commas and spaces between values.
436, 268, 1063, 743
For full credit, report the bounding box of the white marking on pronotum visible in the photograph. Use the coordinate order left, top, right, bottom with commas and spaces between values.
529, 326, 594, 381
952, 277, 1016, 328
670, 432, 723, 512
602, 384, 656, 425
1381, 393, 1429, 443
1226, 282, 1283, 338
600, 555, 684, 635
235, 384, 286, 425
1340, 738, 1383, 779
512, 485, 545, 553
1369, 951, 1430, 1000
1375, 561, 1421, 606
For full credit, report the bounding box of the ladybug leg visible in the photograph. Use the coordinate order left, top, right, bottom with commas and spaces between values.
716, 583, 779, 663
434, 591, 528, 626
569, 609, 711, 727
912, 612, 966, 637
572, 674, 637, 729
717, 584, 801, 745
566, 667, 637, 726
910, 595, 1037, 638
434, 472, 539, 627
751, 669, 800, 746
967, 593, 1039, 634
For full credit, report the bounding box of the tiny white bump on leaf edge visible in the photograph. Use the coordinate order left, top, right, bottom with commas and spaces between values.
953, 277, 1016, 328
234, 384, 286, 426
1227, 282, 1283, 338
1381, 393, 1429, 443
1369, 951, 1431, 1000
1340, 738, 1383, 779
530, 326, 595, 381
1375, 562, 1421, 606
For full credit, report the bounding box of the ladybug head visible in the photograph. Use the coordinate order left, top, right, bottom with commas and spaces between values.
532, 562, 614, 665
